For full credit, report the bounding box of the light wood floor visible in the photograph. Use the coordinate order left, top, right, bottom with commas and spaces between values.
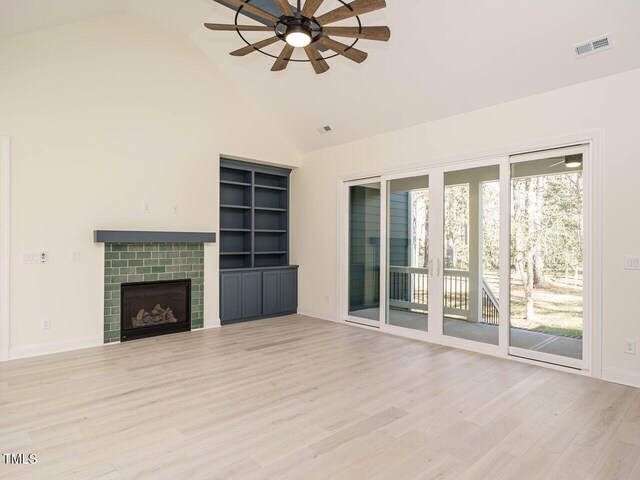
1, 315, 639, 480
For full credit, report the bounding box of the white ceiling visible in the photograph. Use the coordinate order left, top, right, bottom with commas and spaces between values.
0, 0, 129, 39
3, 0, 640, 152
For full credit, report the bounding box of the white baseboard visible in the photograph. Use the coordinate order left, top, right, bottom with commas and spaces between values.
6, 324, 220, 361
602, 367, 640, 389
9, 335, 103, 360
297, 310, 339, 323
204, 318, 221, 329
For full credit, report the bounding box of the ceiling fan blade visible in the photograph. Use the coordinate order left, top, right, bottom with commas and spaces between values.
303, 44, 330, 74
230, 36, 281, 56
302, 0, 325, 17
205, 23, 274, 32
273, 0, 294, 16
272, 44, 295, 71
317, 36, 368, 63
316, 0, 386, 25
222, 0, 280, 23
322, 26, 390, 41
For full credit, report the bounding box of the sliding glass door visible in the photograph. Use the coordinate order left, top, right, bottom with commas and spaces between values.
442, 164, 501, 346
385, 175, 431, 332
508, 147, 586, 367
342, 144, 590, 370
346, 179, 382, 327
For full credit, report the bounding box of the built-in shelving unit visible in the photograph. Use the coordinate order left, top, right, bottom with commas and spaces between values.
219, 159, 297, 325
219, 159, 291, 270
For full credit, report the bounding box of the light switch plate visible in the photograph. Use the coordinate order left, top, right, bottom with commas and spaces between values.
624, 256, 640, 270
22, 252, 42, 264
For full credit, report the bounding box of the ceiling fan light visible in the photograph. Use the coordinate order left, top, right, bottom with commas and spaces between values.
565, 155, 583, 168
285, 25, 312, 47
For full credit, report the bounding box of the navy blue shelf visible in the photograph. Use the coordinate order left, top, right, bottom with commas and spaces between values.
219, 158, 291, 270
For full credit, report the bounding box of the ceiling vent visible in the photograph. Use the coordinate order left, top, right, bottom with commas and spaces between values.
574, 34, 613, 59
317, 125, 334, 135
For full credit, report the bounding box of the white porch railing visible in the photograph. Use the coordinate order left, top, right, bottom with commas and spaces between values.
388, 266, 499, 325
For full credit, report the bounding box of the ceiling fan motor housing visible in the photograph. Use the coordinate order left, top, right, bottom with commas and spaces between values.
277, 15, 322, 45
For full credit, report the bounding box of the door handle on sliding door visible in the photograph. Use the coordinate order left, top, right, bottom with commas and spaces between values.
428, 259, 433, 277
437, 259, 441, 277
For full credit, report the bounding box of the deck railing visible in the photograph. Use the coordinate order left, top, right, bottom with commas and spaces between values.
443, 269, 469, 317
481, 278, 500, 325
389, 266, 429, 312
388, 266, 500, 325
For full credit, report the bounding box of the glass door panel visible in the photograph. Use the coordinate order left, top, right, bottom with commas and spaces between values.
509, 153, 584, 362
348, 181, 381, 326
443, 165, 500, 345
386, 175, 430, 331
342, 149, 589, 370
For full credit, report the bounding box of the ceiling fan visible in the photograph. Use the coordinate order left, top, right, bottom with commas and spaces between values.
548, 155, 583, 169
204, 0, 391, 74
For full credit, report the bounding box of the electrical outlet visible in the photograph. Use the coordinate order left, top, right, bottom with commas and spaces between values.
144, 204, 152, 214
624, 340, 636, 355
172, 205, 179, 215
72, 251, 81, 262
624, 256, 640, 270
42, 318, 51, 330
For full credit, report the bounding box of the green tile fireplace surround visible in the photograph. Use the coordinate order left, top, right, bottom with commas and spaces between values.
95, 231, 215, 343
102, 243, 205, 343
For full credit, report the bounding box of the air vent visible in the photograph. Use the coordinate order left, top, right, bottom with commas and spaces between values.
317, 125, 333, 135
574, 34, 613, 59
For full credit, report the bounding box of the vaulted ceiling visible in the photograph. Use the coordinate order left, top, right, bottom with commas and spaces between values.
3, 0, 640, 152
0, 0, 129, 39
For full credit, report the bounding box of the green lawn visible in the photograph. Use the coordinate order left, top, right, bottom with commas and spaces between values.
484, 271, 583, 339
510, 277, 583, 338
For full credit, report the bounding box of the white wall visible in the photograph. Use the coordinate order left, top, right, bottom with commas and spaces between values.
292, 67, 640, 382
0, 14, 299, 355
3, 11, 640, 385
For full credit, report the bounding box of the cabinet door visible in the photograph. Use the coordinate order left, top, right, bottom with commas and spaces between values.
262, 270, 281, 315
220, 272, 242, 321
280, 269, 297, 313
241, 271, 262, 318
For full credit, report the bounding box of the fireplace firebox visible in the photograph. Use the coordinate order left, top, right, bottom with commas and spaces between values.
120, 279, 191, 341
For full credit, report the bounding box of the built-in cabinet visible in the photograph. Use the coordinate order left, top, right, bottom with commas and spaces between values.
220, 266, 298, 324
219, 159, 298, 324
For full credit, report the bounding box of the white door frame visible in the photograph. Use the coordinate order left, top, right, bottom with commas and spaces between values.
508, 144, 592, 371
381, 157, 509, 355
337, 132, 602, 377
381, 167, 440, 342
0, 137, 10, 361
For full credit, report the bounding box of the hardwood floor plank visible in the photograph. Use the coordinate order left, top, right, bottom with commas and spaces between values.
0, 315, 638, 479
310, 407, 408, 454
590, 438, 640, 480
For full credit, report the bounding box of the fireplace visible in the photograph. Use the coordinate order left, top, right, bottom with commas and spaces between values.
120, 279, 191, 341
